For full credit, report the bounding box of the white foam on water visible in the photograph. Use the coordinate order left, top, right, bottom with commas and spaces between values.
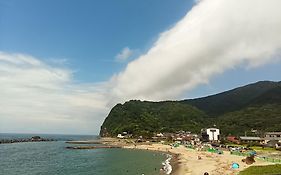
162, 154, 172, 174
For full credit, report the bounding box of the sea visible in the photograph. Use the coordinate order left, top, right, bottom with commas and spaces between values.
0, 133, 166, 175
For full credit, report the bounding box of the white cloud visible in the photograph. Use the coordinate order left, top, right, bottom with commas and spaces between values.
0, 52, 109, 134
115, 47, 133, 61
109, 0, 281, 102
1, 0, 281, 134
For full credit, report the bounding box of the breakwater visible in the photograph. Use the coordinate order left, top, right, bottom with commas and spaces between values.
65, 141, 102, 144
65, 145, 122, 149
0, 136, 55, 144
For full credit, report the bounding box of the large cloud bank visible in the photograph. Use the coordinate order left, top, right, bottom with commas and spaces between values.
111, 0, 281, 101
1, 0, 281, 134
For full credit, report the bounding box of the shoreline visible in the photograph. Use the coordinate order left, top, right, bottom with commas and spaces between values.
122, 143, 182, 175
98, 137, 178, 174
99, 137, 276, 175
122, 144, 178, 175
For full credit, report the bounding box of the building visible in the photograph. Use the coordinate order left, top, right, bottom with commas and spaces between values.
264, 132, 281, 143
239, 136, 263, 143
201, 128, 220, 142
227, 136, 240, 144
207, 128, 220, 141
156, 133, 164, 137
117, 134, 124, 139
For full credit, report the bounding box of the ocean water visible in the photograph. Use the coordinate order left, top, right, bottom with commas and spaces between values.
0, 134, 166, 175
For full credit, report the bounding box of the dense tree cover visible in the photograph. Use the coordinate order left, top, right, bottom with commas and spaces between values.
216, 104, 281, 136
183, 81, 281, 116
100, 101, 208, 137
100, 81, 281, 137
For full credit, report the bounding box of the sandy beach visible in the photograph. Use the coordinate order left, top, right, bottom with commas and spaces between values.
126, 144, 274, 175
101, 138, 274, 175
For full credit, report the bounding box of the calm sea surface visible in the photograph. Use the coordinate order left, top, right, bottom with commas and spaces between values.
0, 134, 166, 175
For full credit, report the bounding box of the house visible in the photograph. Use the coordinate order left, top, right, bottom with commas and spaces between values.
264, 132, 281, 143
276, 142, 281, 150
264, 140, 279, 148
117, 134, 124, 139
156, 133, 164, 137
239, 136, 263, 143
227, 136, 240, 144
201, 128, 220, 142
176, 137, 183, 141
116, 131, 132, 139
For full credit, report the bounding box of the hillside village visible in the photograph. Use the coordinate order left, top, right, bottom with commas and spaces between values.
100, 81, 281, 140
115, 128, 281, 151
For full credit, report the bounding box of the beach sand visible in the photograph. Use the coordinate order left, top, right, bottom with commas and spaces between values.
123, 143, 273, 174
100, 138, 274, 175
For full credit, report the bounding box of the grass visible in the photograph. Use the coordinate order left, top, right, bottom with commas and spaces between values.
239, 164, 281, 175
250, 146, 277, 152
225, 143, 277, 152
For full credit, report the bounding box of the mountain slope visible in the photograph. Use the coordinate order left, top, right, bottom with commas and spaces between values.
216, 104, 281, 135
100, 100, 207, 137
100, 81, 281, 137
183, 81, 281, 116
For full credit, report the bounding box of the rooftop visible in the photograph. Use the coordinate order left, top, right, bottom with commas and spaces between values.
239, 136, 262, 141
265, 132, 281, 135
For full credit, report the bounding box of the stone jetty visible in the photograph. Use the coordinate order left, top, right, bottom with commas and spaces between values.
0, 136, 55, 144
65, 145, 122, 149
65, 141, 102, 144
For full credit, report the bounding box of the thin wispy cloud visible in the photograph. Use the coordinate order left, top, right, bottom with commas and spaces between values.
115, 47, 133, 62
0, 52, 108, 134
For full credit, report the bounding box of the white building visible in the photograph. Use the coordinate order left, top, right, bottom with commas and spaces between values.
206, 128, 220, 141
156, 133, 164, 137
117, 134, 124, 139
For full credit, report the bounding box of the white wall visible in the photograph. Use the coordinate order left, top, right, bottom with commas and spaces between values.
206, 128, 220, 141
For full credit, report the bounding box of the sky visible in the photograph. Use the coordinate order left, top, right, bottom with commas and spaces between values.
0, 0, 280, 134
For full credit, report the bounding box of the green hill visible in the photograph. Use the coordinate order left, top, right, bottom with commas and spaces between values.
100, 101, 207, 137
183, 81, 281, 116
100, 81, 281, 137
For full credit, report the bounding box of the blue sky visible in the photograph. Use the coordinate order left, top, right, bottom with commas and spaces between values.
1, 0, 280, 93
0, 0, 280, 134
0, 0, 194, 82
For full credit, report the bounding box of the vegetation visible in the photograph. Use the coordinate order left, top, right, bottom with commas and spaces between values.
183, 81, 281, 116
100, 101, 208, 137
216, 104, 281, 136
239, 164, 281, 175
100, 81, 281, 137
250, 146, 276, 152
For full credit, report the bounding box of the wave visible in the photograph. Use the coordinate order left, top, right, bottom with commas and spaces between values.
162, 154, 172, 174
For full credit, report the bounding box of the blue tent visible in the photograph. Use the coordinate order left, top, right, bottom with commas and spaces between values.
232, 163, 239, 169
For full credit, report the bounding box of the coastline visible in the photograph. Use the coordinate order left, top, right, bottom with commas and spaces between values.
100, 137, 275, 175
123, 144, 177, 175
